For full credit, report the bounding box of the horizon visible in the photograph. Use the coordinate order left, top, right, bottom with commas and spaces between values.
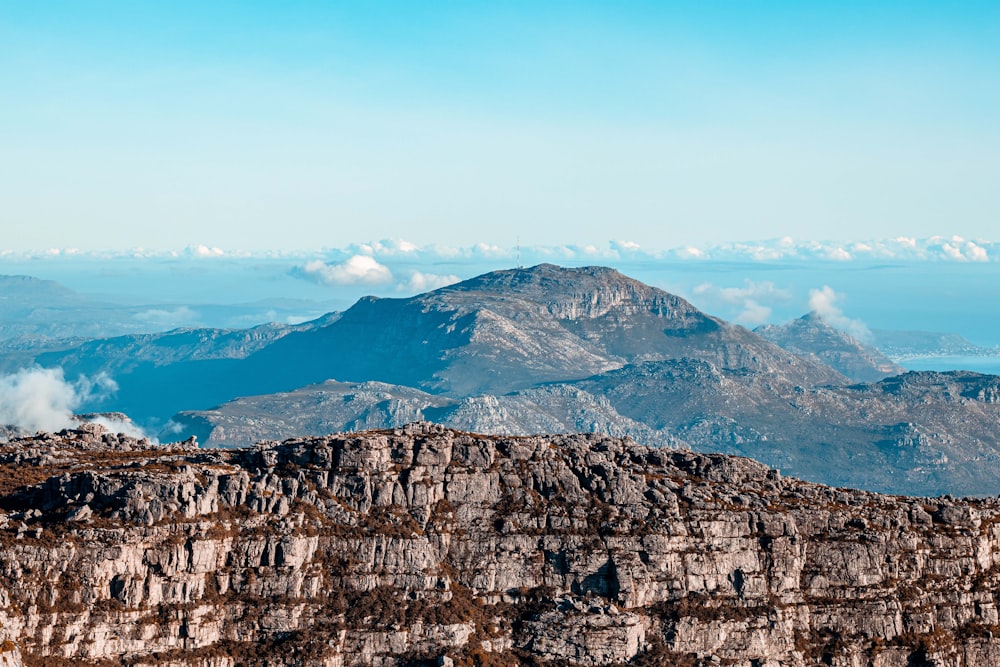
5, 239, 1000, 352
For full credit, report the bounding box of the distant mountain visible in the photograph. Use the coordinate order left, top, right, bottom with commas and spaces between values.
872, 329, 998, 358
37, 264, 844, 426
243, 264, 845, 396
36, 312, 341, 376
0, 274, 339, 363
755, 312, 905, 382
18, 263, 1000, 496
0, 275, 121, 356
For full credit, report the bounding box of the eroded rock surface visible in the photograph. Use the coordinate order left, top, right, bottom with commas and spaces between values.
2, 423, 1000, 666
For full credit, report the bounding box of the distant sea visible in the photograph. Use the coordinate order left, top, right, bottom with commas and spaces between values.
900, 356, 1000, 375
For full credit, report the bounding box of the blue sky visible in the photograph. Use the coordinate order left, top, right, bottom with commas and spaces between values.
2, 2, 999, 251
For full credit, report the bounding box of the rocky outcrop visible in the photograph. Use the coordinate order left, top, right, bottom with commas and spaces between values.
174, 364, 1000, 496
3, 423, 1000, 665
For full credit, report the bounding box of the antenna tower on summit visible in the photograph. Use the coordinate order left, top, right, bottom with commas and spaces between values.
517, 236, 522, 269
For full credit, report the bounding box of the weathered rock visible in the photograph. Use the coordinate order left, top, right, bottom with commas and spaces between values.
1, 423, 1000, 665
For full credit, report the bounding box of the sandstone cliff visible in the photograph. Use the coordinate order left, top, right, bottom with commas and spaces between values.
2, 423, 1000, 666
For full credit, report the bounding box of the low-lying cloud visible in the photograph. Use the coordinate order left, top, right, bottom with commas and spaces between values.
398, 271, 461, 293
0, 367, 118, 433
133, 305, 200, 328
293, 255, 394, 286
808, 286, 872, 342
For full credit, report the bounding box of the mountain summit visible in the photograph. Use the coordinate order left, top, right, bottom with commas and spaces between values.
756, 311, 906, 382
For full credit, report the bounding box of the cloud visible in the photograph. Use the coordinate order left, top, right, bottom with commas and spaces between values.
186, 244, 226, 258
0, 368, 118, 433
398, 271, 461, 293
133, 306, 200, 327
933, 236, 989, 262
610, 240, 641, 252
352, 238, 420, 256
674, 246, 704, 259
88, 415, 148, 440
292, 255, 394, 286
692, 280, 790, 326
808, 286, 871, 342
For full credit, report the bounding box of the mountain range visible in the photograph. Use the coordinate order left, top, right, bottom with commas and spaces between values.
6, 264, 1000, 496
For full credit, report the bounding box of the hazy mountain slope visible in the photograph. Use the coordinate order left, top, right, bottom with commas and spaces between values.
35, 312, 340, 376
756, 312, 905, 382
0, 275, 122, 351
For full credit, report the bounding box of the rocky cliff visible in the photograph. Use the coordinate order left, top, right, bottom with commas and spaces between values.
3, 423, 1000, 666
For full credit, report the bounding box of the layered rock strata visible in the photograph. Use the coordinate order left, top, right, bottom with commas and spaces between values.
1, 423, 1000, 666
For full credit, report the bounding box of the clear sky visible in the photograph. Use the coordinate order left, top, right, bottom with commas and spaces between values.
2, 1, 998, 252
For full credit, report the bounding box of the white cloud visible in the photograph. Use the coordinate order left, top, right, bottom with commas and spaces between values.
692, 280, 790, 326
186, 244, 225, 258
133, 306, 200, 328
735, 300, 773, 326
675, 246, 704, 259
808, 286, 871, 342
294, 255, 394, 286
967, 241, 989, 262
398, 271, 461, 293
610, 240, 641, 252
89, 415, 148, 440
471, 242, 509, 257
0, 368, 119, 433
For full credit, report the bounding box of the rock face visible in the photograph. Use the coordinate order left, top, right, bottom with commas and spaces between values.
3, 423, 1000, 666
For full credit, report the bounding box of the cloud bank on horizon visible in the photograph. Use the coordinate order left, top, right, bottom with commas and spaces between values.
3, 235, 994, 265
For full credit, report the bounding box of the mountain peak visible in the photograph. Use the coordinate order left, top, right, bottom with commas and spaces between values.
756, 313, 905, 382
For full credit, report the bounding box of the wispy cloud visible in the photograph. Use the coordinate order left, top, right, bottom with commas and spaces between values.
808, 286, 871, 342
398, 271, 461, 293
692, 280, 790, 326
133, 306, 200, 328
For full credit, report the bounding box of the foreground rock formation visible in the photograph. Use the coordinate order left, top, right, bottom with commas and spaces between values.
2, 423, 1000, 666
